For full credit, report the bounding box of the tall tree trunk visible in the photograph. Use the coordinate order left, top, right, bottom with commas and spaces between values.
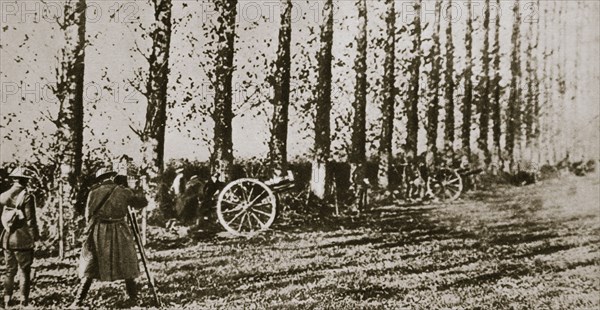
58, 0, 86, 192
461, 0, 473, 159
269, 0, 292, 176
542, 2, 556, 164
405, 0, 422, 157
477, 0, 491, 165
378, 0, 396, 189
491, 0, 502, 166
426, 0, 442, 164
539, 0, 549, 164
53, 0, 86, 250
311, 0, 334, 199
142, 0, 172, 179
524, 0, 540, 163
443, 0, 456, 159
571, 1, 581, 158
350, 0, 368, 189
531, 0, 542, 163
523, 22, 533, 162
506, 0, 521, 168
556, 2, 567, 160
211, 0, 237, 182
549, 2, 563, 164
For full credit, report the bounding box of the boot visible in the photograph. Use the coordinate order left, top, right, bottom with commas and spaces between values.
20, 271, 31, 308
69, 278, 92, 308
124, 279, 138, 306
3, 295, 11, 309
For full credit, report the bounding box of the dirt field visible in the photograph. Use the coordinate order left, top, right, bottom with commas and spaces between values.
12, 175, 600, 309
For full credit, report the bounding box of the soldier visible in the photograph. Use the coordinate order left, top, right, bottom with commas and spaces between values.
172, 169, 211, 226
170, 166, 186, 196
71, 165, 147, 308
0, 167, 39, 308
350, 164, 370, 212
171, 166, 191, 224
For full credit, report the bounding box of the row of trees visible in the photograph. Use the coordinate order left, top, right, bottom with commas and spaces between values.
2, 0, 598, 206
309, 0, 596, 197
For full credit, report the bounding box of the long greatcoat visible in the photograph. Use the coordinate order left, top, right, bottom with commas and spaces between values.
79, 179, 147, 281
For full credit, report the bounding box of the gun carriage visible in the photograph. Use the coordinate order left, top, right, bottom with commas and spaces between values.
213, 172, 295, 237
393, 164, 482, 203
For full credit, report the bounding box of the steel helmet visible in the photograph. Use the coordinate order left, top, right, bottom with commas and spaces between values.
8, 167, 35, 179
95, 166, 117, 180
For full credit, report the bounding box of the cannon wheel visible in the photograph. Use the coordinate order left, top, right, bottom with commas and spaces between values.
428, 168, 463, 202
216, 178, 277, 236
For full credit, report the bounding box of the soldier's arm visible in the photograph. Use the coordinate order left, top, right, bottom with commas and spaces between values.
127, 188, 148, 210
24, 195, 39, 240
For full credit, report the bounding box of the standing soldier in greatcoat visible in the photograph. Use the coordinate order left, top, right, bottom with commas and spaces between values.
71, 165, 147, 308
0, 167, 39, 308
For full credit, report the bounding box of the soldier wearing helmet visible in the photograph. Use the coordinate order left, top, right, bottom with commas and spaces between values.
0, 166, 39, 308
71, 164, 148, 307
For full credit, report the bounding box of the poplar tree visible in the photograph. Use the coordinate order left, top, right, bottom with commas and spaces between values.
211, 0, 237, 181
378, 0, 397, 188
443, 0, 456, 158
477, 0, 491, 165
350, 0, 368, 189
461, 0, 474, 158
405, 0, 422, 157
506, 0, 521, 166
426, 0, 443, 162
491, 0, 502, 164
269, 0, 293, 176
140, 0, 172, 179
311, 0, 334, 199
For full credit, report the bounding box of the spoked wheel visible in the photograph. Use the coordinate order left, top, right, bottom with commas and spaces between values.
427, 168, 463, 202
216, 178, 277, 237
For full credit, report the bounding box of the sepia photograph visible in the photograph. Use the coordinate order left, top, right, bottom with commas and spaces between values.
0, 0, 598, 309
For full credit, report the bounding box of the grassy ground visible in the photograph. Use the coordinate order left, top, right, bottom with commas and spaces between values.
6, 174, 600, 309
